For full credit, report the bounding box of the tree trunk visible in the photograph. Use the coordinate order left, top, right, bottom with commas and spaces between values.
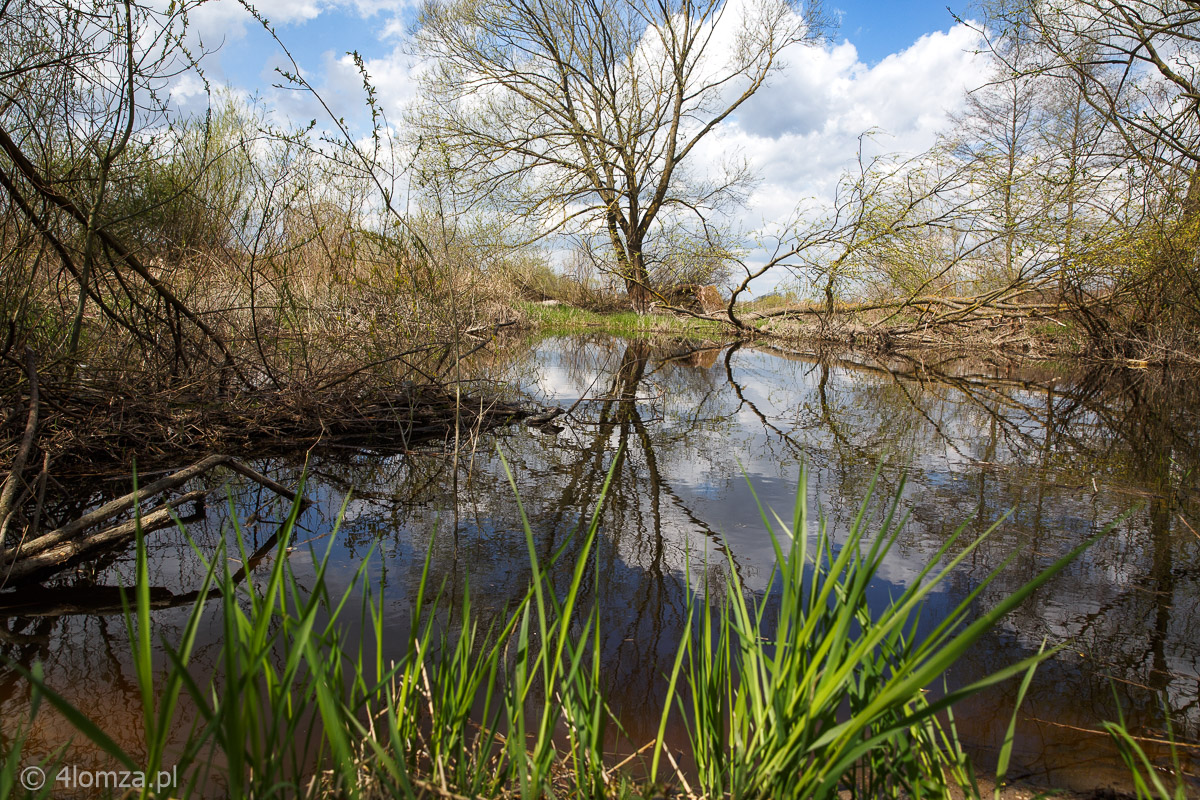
623, 245, 653, 314
821, 271, 837, 333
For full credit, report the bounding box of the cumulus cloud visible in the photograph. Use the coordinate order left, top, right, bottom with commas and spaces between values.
186, 0, 992, 288
191, 0, 324, 45
703, 24, 990, 228
331, 47, 420, 111
254, 45, 419, 133
192, 0, 415, 41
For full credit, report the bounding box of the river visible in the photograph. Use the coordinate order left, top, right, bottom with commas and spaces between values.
2, 334, 1198, 795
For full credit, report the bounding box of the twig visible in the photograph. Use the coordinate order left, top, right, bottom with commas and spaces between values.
1177, 513, 1200, 542
605, 739, 655, 777
663, 745, 697, 799
225, 458, 310, 507
1027, 716, 1200, 750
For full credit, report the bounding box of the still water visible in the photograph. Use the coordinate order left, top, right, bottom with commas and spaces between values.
2, 334, 1199, 794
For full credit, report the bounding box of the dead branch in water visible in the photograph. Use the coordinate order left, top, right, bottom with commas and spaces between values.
0, 348, 39, 550
4, 454, 229, 563
0, 488, 209, 585
0, 529, 284, 616
0, 454, 311, 586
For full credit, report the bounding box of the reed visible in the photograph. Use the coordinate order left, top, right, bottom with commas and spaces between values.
1, 459, 1133, 799
1103, 696, 1191, 800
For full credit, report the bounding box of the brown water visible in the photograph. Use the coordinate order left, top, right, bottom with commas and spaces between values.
2, 334, 1198, 795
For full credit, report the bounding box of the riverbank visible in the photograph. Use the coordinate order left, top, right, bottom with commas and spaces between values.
521, 300, 732, 338
518, 299, 1200, 368
3, 334, 1197, 799
518, 300, 1100, 361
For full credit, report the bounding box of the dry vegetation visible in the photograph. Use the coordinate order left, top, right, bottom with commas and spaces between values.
0, 1, 536, 581
409, 0, 1200, 364
5, 0, 1200, 586
2, 3, 1199, 795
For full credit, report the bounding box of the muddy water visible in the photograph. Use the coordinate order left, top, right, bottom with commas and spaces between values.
2, 334, 1198, 795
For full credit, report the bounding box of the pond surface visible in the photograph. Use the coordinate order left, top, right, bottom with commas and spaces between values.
3, 334, 1199, 794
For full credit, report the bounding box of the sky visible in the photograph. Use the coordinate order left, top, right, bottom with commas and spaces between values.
181, 0, 993, 288
831, 1, 970, 64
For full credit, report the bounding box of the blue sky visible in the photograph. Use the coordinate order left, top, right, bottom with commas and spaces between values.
831, 2, 965, 63
184, 0, 991, 287
194, 1, 974, 104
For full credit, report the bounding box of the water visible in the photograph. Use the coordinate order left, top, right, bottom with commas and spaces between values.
2, 334, 1198, 794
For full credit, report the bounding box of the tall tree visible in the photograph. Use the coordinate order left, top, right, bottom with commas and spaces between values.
411, 0, 825, 311
950, 30, 1046, 287
1011, 0, 1200, 213
1035, 62, 1113, 297
989, 0, 1200, 354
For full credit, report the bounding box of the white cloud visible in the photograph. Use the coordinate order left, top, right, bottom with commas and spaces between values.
689, 24, 990, 253
187, 1, 992, 290
191, 0, 323, 45
331, 47, 420, 111
246, 46, 418, 134
192, 0, 415, 40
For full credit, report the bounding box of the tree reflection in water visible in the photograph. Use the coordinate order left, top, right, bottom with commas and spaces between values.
1, 335, 1197, 792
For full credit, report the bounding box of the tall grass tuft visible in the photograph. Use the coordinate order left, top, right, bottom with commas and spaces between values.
653, 465, 1102, 799
1103, 695, 1192, 800
0, 458, 1125, 799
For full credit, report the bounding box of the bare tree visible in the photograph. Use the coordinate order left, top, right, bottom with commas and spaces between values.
1008, 0, 1200, 211
950, 32, 1046, 286
411, 0, 826, 311
976, 0, 1200, 355
721, 142, 978, 332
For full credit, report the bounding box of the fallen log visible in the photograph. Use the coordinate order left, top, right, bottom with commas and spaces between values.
0, 530, 281, 615
0, 454, 309, 585
0, 348, 39, 550
0, 584, 199, 618
4, 453, 229, 563
1, 489, 209, 584
2, 454, 308, 566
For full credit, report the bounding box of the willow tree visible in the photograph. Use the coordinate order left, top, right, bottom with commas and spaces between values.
411, 0, 825, 311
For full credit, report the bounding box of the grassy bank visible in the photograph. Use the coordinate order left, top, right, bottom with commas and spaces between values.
522, 302, 730, 339
1, 460, 1188, 800
518, 299, 1100, 361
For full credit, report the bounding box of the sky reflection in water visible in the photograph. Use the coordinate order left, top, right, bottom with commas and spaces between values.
2, 334, 1198, 794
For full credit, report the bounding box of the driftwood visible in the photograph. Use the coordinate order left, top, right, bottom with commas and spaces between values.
0, 454, 307, 586
4, 453, 229, 563
0, 530, 282, 616
0, 348, 39, 550
0, 489, 208, 584
0, 583, 206, 618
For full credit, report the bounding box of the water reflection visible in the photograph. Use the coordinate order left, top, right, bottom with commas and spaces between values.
1, 335, 1198, 794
